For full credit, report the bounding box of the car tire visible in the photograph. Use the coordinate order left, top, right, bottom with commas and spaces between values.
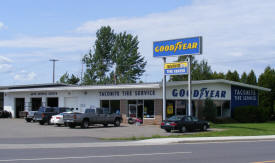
57, 124, 61, 127
202, 124, 208, 131
81, 120, 89, 129
26, 118, 32, 122
68, 123, 75, 128
165, 129, 171, 133
114, 119, 120, 127
39, 121, 45, 125
180, 126, 187, 133
103, 124, 108, 127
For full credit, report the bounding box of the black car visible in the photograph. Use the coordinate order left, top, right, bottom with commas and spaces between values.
161, 115, 209, 133
34, 107, 72, 125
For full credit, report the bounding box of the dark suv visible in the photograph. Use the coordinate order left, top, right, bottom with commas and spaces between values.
34, 107, 72, 125
161, 115, 210, 133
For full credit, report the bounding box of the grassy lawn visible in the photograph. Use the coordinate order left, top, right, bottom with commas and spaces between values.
104, 121, 275, 141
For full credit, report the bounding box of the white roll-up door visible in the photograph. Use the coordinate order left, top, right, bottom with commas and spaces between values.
64, 97, 78, 109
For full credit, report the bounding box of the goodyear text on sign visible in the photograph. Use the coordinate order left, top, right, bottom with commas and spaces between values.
153, 36, 202, 57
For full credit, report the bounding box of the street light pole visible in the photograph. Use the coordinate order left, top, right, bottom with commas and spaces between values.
49, 59, 59, 83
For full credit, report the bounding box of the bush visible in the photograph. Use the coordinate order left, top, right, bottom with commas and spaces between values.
202, 98, 217, 122
233, 105, 269, 123
213, 118, 238, 124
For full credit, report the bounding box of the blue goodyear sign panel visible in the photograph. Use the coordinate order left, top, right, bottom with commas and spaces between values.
164, 62, 188, 75
231, 86, 258, 111
153, 36, 202, 57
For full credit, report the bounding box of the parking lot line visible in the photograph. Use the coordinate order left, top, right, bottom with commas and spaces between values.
0, 151, 192, 162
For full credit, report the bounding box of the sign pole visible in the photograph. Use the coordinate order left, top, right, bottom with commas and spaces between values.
163, 57, 166, 121
188, 55, 192, 116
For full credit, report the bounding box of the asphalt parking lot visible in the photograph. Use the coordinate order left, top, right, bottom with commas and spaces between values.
0, 119, 182, 140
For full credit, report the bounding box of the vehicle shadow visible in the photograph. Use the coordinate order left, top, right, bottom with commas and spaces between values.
67, 125, 128, 129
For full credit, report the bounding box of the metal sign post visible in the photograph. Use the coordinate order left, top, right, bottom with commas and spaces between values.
153, 36, 202, 120
162, 57, 166, 121
187, 56, 192, 116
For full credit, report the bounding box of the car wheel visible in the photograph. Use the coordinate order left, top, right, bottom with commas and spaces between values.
202, 124, 208, 131
26, 118, 32, 122
57, 124, 61, 127
114, 119, 120, 127
81, 120, 89, 129
39, 121, 45, 125
180, 126, 187, 133
165, 129, 171, 133
68, 123, 75, 128
103, 124, 108, 127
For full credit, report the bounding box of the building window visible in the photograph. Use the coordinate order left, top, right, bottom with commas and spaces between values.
100, 100, 120, 114
144, 100, 154, 118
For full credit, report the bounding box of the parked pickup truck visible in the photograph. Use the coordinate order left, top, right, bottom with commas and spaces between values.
34, 107, 72, 125
63, 108, 122, 128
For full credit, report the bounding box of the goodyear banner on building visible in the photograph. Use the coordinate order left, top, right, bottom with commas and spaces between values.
153, 36, 202, 57
164, 62, 188, 75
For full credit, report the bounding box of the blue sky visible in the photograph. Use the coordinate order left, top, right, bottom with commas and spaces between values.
0, 0, 275, 85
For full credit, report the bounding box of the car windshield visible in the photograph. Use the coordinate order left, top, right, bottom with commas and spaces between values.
168, 115, 185, 121
38, 107, 52, 112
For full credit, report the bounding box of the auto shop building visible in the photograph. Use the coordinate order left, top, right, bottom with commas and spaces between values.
0, 79, 271, 125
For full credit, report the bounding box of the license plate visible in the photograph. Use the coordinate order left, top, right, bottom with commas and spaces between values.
166, 123, 170, 125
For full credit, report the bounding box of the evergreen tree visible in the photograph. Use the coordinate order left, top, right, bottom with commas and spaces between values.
258, 66, 275, 115
226, 70, 240, 82
59, 72, 80, 85
240, 72, 248, 83
112, 32, 146, 83
212, 71, 225, 79
82, 26, 146, 84
247, 70, 257, 85
82, 26, 116, 84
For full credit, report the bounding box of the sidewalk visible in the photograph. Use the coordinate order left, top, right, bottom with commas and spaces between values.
138, 135, 275, 144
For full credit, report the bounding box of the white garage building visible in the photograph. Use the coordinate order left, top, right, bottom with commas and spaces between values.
0, 79, 271, 125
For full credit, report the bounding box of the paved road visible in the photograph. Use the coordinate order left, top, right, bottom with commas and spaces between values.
0, 140, 274, 163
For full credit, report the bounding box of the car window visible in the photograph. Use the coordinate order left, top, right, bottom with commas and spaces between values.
96, 108, 103, 114
103, 107, 110, 114
168, 115, 185, 121
185, 116, 192, 122
192, 116, 199, 122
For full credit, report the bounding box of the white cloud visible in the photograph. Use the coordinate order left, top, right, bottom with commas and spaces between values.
14, 71, 36, 81
76, 0, 275, 78
0, 22, 4, 30
0, 36, 95, 52
0, 56, 12, 73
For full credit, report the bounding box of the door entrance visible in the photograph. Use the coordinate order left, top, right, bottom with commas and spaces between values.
128, 104, 143, 122
15, 98, 25, 118
47, 97, 58, 107
31, 98, 42, 111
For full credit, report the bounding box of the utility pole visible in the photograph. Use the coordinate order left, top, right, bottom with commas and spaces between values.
49, 59, 59, 83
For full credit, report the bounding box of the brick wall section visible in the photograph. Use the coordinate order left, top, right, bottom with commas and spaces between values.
143, 99, 163, 125
120, 100, 128, 123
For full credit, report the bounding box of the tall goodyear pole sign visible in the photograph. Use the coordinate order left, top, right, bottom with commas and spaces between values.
153, 36, 202, 119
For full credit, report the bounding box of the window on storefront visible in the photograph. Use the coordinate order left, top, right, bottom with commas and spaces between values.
176, 100, 186, 115
100, 100, 120, 114
143, 100, 154, 118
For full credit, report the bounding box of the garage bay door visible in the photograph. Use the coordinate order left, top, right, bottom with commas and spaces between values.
64, 97, 78, 109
